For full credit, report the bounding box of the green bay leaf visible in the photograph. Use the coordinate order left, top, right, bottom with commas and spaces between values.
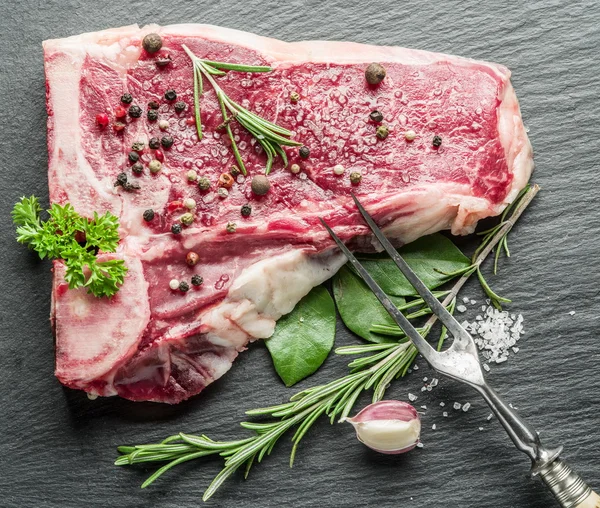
266, 286, 336, 387
332, 266, 404, 343
356, 233, 470, 296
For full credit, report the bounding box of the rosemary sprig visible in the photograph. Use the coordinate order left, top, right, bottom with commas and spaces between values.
182, 45, 301, 175
116, 185, 539, 500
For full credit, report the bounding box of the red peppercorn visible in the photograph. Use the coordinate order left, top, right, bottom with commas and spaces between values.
186, 117, 196, 126
155, 149, 164, 162
218, 173, 234, 188
186, 251, 199, 266
96, 113, 109, 128
112, 122, 126, 132
167, 200, 183, 211
115, 106, 127, 118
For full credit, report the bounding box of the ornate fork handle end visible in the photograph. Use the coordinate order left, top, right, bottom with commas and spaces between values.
538, 458, 600, 508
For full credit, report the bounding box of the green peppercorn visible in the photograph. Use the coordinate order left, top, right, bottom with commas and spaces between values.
148, 100, 160, 110
128, 105, 142, 118
226, 222, 237, 233
132, 162, 144, 175
349, 171, 362, 184
149, 137, 160, 149
171, 223, 182, 234
120, 93, 133, 104
131, 141, 145, 152
164, 89, 177, 101
197, 176, 211, 191
142, 33, 162, 54
370, 110, 384, 123
230, 165, 241, 177
179, 281, 190, 292
191, 274, 204, 286
147, 109, 159, 121
251, 175, 270, 196
128, 151, 139, 163
161, 136, 174, 149
365, 63, 386, 85
376, 125, 390, 140
180, 212, 194, 226
290, 91, 300, 103
432, 135, 442, 147
143, 209, 154, 222
148, 160, 162, 174
299, 146, 310, 159
241, 203, 252, 217
174, 101, 186, 113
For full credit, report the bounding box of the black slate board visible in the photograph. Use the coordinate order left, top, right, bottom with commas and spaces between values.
1, 1, 599, 507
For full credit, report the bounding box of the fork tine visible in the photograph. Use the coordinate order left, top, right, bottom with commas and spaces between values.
319, 218, 437, 363
350, 193, 467, 339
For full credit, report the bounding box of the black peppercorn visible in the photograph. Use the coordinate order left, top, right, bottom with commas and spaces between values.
432, 135, 442, 148
174, 101, 186, 113
164, 89, 177, 101
148, 100, 160, 110
161, 136, 174, 149
143, 209, 155, 222
122, 181, 140, 192
149, 137, 160, 149
128, 151, 140, 163
299, 146, 310, 159
147, 109, 159, 121
191, 274, 204, 286
155, 55, 172, 68
132, 162, 144, 175
171, 223, 182, 235
241, 203, 252, 217
179, 281, 190, 292
128, 105, 142, 118
142, 33, 162, 54
369, 110, 384, 123
115, 172, 128, 187
120, 93, 133, 104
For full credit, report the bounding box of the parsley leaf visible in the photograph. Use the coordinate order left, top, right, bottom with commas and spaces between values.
12, 196, 127, 298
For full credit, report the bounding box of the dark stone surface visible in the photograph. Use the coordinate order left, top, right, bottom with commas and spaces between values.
0, 1, 598, 507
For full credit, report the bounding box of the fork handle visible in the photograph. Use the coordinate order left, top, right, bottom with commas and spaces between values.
539, 458, 599, 508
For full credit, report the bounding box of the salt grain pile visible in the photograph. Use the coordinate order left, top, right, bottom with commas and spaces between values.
459, 303, 525, 364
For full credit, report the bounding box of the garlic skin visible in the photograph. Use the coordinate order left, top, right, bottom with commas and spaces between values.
344, 400, 421, 454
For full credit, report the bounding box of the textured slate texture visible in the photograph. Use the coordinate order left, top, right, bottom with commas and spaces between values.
0, 1, 598, 507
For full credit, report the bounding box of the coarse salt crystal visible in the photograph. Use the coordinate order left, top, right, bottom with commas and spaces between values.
413, 364, 419, 370
439, 402, 445, 407
420, 405, 427, 410
421, 386, 427, 392
432, 424, 437, 430
479, 427, 484, 431
423, 377, 428, 382
443, 411, 448, 417
457, 305, 467, 313
569, 311, 575, 316
462, 402, 471, 412
483, 364, 490, 372
408, 393, 418, 402
487, 413, 493, 421
453, 402, 462, 410
416, 442, 424, 448
470, 300, 477, 305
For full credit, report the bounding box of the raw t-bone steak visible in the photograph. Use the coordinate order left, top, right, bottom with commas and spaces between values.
43, 24, 533, 403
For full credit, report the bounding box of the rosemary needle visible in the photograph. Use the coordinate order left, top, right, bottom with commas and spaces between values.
182, 45, 301, 175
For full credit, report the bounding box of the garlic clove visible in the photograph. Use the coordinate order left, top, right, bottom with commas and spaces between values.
344, 400, 421, 454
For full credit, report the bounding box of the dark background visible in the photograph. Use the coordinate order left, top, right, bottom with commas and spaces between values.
0, 1, 598, 507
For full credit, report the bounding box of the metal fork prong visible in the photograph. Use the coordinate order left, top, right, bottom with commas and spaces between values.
351, 193, 468, 341
319, 218, 437, 363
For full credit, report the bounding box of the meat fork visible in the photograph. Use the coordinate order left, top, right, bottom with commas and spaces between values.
320, 195, 599, 508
